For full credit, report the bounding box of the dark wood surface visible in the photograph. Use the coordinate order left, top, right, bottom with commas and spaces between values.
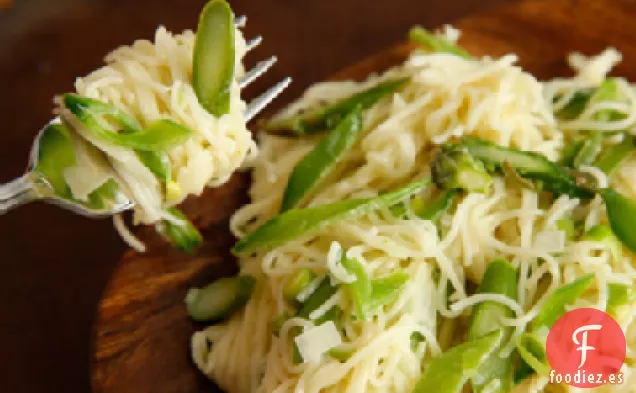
88, 1, 636, 393
6, 0, 636, 392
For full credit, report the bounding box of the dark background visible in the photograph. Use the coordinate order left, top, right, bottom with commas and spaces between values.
0, 0, 511, 392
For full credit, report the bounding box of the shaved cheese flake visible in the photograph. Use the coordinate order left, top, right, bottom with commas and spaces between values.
533, 230, 566, 254
294, 321, 342, 364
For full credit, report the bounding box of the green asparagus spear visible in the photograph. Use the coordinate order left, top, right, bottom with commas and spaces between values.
559, 140, 585, 167
533, 273, 595, 329
297, 276, 338, 319
185, 275, 255, 321
283, 269, 317, 303
341, 257, 372, 319
556, 219, 577, 240
63, 94, 192, 151
516, 274, 595, 375
409, 25, 471, 58
280, 107, 364, 212
85, 178, 120, 210
468, 260, 518, 393
554, 89, 593, 120
431, 147, 493, 192
607, 283, 634, 320
412, 331, 502, 393
368, 272, 409, 311
573, 132, 604, 168
573, 79, 624, 168
233, 178, 430, 254
459, 137, 595, 199
342, 255, 409, 320
158, 207, 203, 254
34, 123, 77, 199
263, 78, 409, 135
193, 0, 235, 116
412, 190, 456, 221
601, 188, 636, 254
291, 277, 341, 364
595, 133, 635, 176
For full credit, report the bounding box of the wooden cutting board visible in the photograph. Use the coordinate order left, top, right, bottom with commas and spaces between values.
90, 1, 636, 392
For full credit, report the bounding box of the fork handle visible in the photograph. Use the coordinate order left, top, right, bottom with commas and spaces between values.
0, 174, 39, 215
0, 174, 33, 198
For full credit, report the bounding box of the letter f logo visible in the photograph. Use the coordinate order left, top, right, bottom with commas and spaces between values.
572, 324, 603, 368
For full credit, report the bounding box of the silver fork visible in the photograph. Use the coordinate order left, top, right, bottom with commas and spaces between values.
0, 15, 291, 217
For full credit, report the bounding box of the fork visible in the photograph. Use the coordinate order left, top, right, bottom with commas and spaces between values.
0, 15, 291, 217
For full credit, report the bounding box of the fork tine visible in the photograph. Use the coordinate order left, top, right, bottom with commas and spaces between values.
239, 56, 277, 89
235, 15, 246, 28
65, 199, 135, 218
245, 36, 262, 53
108, 200, 135, 215
246, 77, 292, 122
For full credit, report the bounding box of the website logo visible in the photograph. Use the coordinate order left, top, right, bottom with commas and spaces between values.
572, 323, 602, 368
546, 308, 626, 388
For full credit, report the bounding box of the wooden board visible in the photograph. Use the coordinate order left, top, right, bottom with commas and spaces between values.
91, 1, 636, 392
